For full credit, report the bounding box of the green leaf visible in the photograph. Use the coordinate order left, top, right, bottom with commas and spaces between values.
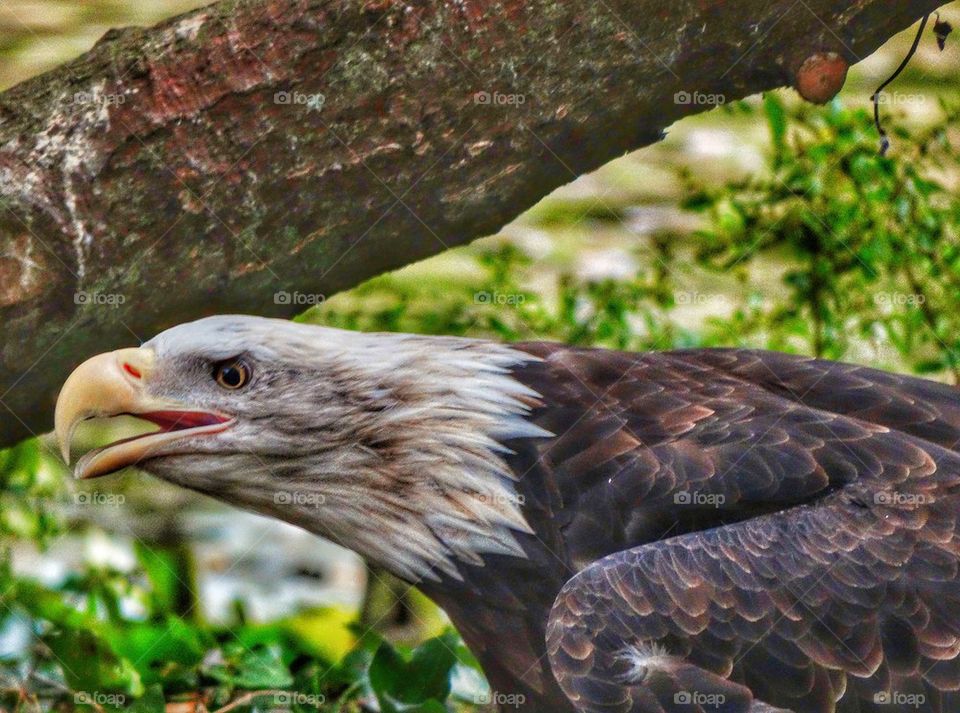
134, 542, 190, 616
205, 646, 293, 690
45, 627, 141, 695
107, 617, 208, 686
369, 633, 459, 712
764, 93, 787, 161
126, 685, 166, 713
680, 191, 714, 212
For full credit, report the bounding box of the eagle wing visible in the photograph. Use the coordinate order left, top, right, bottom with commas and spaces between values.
546, 487, 960, 713
507, 346, 960, 712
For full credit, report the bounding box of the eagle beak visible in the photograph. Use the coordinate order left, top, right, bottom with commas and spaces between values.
55, 347, 233, 480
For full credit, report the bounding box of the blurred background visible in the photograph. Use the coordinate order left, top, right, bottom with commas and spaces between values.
1, 2, 959, 711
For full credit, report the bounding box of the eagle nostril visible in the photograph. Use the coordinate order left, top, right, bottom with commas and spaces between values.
122, 363, 142, 379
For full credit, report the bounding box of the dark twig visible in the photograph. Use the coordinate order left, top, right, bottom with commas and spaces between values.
872, 13, 931, 155
934, 12, 953, 51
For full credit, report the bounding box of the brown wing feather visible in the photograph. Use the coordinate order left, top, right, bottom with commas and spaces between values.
547, 486, 960, 712
508, 345, 960, 568
502, 345, 960, 712
690, 349, 960, 450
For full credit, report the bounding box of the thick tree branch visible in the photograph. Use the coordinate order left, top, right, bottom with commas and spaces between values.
0, 0, 945, 447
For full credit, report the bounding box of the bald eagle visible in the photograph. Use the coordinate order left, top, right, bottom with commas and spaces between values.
55, 315, 960, 713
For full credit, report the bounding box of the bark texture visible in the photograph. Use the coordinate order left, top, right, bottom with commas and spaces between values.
0, 0, 945, 447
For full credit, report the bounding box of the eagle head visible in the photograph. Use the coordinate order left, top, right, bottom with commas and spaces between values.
55, 315, 547, 581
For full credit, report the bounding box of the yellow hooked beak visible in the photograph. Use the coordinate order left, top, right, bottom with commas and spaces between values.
55, 347, 233, 479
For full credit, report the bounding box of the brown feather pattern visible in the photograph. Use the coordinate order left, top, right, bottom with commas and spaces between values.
479, 345, 960, 713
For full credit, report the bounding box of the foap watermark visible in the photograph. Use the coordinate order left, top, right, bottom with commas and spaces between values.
674, 490, 725, 508
475, 491, 526, 507
874, 491, 934, 506
673, 90, 726, 107
474, 90, 526, 106
873, 691, 925, 708
274, 91, 326, 110
74, 492, 126, 507
75, 692, 126, 707
274, 491, 326, 508
674, 691, 726, 708
71, 91, 126, 107
873, 292, 925, 307
274, 290, 326, 306
875, 92, 927, 107
474, 691, 526, 708
675, 291, 728, 307
273, 692, 325, 708
74, 290, 126, 307
474, 291, 526, 306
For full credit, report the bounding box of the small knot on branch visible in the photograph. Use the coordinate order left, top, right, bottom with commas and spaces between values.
793, 51, 849, 104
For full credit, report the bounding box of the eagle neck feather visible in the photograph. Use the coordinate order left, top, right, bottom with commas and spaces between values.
307, 332, 551, 583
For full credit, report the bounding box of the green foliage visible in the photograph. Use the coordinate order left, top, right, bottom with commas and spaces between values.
0, 440, 62, 544
683, 95, 960, 376
0, 545, 482, 711
368, 630, 458, 713
305, 240, 683, 353
0, 442, 481, 711
311, 94, 960, 382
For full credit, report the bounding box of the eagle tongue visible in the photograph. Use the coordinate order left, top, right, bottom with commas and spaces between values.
139, 410, 230, 431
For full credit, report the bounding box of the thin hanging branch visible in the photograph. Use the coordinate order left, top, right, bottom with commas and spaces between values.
872, 13, 932, 155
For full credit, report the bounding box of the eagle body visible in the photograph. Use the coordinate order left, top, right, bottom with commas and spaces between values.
55, 317, 960, 713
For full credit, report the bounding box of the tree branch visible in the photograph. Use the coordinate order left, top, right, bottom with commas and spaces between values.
0, 0, 945, 447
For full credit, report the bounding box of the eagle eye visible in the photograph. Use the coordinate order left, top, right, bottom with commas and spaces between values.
214, 359, 251, 390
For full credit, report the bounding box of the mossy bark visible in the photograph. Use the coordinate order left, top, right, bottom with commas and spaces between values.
0, 0, 944, 446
